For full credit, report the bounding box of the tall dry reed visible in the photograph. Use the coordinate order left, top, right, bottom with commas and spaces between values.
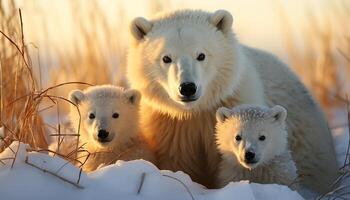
0, 1, 47, 152
276, 0, 350, 109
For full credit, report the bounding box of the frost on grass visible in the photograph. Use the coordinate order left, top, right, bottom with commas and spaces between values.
0, 142, 303, 200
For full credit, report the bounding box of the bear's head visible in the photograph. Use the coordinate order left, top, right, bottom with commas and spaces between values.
127, 10, 242, 118
68, 85, 141, 150
215, 105, 288, 169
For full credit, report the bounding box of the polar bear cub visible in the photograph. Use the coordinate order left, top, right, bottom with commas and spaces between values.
68, 85, 155, 171
215, 105, 297, 188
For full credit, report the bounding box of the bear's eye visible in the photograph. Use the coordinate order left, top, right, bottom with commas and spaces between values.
162, 56, 172, 64
197, 53, 205, 61
89, 113, 95, 119
259, 135, 266, 141
112, 113, 119, 119
235, 135, 242, 141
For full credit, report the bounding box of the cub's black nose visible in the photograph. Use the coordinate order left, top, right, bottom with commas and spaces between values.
179, 82, 197, 97
245, 151, 255, 162
98, 129, 109, 140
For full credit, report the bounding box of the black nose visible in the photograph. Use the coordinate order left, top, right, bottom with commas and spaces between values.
98, 129, 109, 140
245, 151, 255, 162
179, 82, 197, 97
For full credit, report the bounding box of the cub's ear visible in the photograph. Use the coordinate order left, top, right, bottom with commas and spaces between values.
216, 107, 232, 123
124, 89, 141, 105
210, 10, 233, 34
68, 90, 86, 105
130, 17, 153, 41
270, 105, 287, 123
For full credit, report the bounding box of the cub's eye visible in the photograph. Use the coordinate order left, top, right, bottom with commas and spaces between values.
197, 53, 205, 61
259, 135, 266, 141
89, 113, 95, 119
162, 56, 172, 64
112, 113, 119, 119
235, 135, 242, 141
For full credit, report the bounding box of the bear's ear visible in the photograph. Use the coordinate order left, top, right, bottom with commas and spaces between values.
270, 105, 287, 124
124, 89, 141, 105
68, 90, 86, 105
210, 10, 233, 34
216, 107, 232, 123
130, 17, 153, 41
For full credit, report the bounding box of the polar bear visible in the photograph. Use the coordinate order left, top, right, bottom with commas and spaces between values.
67, 85, 155, 171
126, 9, 338, 191
215, 105, 297, 188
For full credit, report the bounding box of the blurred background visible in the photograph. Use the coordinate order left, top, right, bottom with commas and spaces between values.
0, 0, 349, 150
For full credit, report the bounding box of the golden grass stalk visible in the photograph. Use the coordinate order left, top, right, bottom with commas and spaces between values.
317, 95, 350, 199
0, 4, 47, 152
0, 2, 90, 172
276, 0, 350, 109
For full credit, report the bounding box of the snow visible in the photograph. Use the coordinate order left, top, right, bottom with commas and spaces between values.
0, 142, 303, 200
0, 107, 348, 200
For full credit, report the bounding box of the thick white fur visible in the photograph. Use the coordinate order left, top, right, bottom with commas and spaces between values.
128, 10, 264, 118
127, 9, 338, 191
67, 85, 154, 171
216, 105, 297, 188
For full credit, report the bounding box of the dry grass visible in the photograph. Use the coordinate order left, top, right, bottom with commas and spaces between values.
45, 0, 171, 113
0, 1, 90, 178
0, 0, 170, 189
277, 0, 350, 109
277, 10, 350, 197
317, 97, 350, 199
0, 1, 47, 152
0, 0, 170, 163
42, 0, 349, 113
0, 0, 349, 197
47, 0, 129, 114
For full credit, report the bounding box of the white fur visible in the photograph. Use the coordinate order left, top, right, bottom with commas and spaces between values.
216, 105, 297, 188
128, 10, 255, 118
66, 85, 154, 171
68, 85, 141, 151
127, 9, 338, 191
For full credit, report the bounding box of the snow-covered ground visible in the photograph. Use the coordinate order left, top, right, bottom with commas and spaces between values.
0, 142, 302, 200
0, 108, 348, 200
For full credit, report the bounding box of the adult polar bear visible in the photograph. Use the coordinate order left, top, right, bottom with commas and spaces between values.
127, 9, 338, 192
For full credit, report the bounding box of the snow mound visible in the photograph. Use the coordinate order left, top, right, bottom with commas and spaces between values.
0, 142, 303, 200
